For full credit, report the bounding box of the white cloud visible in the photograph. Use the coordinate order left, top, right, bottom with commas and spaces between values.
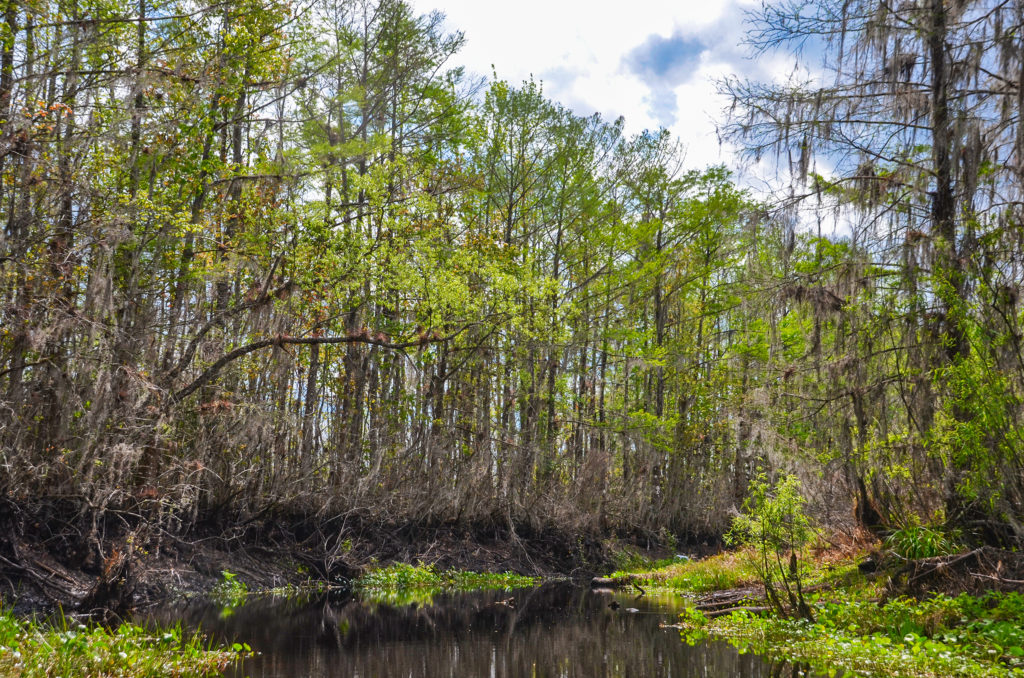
409, 0, 765, 169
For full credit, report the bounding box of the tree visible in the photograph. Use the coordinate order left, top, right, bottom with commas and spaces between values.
722, 0, 1024, 539
0, 0, 765, 548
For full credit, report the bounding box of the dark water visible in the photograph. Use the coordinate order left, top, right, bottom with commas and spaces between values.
144, 583, 815, 677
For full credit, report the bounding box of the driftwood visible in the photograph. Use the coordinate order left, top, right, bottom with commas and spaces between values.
906, 548, 985, 585
891, 547, 1024, 596
591, 574, 642, 588
970, 572, 1024, 585
693, 586, 760, 604
694, 594, 760, 612
0, 552, 76, 602
591, 574, 767, 614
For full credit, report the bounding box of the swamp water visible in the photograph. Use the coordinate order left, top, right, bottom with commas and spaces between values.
145, 583, 818, 677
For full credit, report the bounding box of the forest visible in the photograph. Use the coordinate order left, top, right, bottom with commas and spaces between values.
2, 0, 1024, 581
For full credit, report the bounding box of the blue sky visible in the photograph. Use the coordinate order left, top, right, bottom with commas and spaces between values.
408, 0, 791, 170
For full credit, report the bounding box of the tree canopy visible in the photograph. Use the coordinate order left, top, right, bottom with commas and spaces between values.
1, 0, 1023, 547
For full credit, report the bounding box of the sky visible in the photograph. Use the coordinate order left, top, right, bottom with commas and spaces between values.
407, 0, 794, 173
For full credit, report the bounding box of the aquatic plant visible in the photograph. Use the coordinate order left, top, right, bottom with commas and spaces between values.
680, 591, 1024, 678
0, 609, 246, 677
211, 570, 249, 607
355, 563, 537, 595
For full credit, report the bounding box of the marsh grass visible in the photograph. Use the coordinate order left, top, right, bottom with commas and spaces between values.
609, 550, 760, 593
355, 563, 537, 601
0, 609, 244, 677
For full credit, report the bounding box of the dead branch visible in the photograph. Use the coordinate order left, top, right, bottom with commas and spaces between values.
168, 324, 473, 404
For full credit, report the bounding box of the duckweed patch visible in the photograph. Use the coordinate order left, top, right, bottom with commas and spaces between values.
0, 609, 245, 677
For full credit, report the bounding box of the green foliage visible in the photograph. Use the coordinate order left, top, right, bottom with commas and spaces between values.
885, 521, 962, 560
662, 562, 756, 594
608, 547, 652, 573
608, 550, 759, 593
6, 0, 1024, 562
687, 592, 1024, 678
718, 0, 1024, 542
606, 546, 685, 574
355, 563, 537, 602
211, 570, 248, 609
0, 0, 765, 540
726, 473, 816, 619
677, 605, 711, 646
0, 610, 246, 677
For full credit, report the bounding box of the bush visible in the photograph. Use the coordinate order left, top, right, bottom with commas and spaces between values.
726, 472, 816, 619
884, 521, 961, 559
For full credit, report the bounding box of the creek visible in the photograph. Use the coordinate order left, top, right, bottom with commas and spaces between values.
144, 582, 815, 677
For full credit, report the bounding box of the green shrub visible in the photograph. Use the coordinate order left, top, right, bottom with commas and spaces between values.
726, 472, 817, 619
884, 521, 961, 559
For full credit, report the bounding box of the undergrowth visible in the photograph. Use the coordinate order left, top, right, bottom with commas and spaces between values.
680, 591, 1024, 677
664, 544, 1024, 678
609, 550, 759, 593
0, 609, 245, 677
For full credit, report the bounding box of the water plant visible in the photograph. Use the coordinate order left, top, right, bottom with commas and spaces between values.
211, 570, 249, 607
678, 589, 1024, 677
355, 563, 537, 594
0, 609, 245, 677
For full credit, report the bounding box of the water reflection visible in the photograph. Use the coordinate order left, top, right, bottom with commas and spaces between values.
145, 583, 820, 677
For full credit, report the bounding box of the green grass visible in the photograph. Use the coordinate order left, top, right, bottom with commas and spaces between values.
354, 563, 537, 605
0, 609, 246, 677
664, 545, 1024, 677
608, 550, 759, 594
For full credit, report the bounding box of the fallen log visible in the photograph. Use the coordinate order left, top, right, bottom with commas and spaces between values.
590, 574, 645, 588
590, 577, 621, 588
695, 596, 758, 611
703, 605, 770, 618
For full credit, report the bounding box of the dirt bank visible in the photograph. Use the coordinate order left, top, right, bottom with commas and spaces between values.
0, 499, 620, 616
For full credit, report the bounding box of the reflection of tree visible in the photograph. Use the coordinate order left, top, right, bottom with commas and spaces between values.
146, 584, 796, 677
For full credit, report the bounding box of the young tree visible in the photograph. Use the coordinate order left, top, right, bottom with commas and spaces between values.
727, 473, 816, 620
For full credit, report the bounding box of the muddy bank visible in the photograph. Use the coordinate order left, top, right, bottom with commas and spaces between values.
0, 500, 626, 616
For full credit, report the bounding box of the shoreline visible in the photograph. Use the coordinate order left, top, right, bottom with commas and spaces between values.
6, 519, 1024, 678
0, 500, 676, 616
